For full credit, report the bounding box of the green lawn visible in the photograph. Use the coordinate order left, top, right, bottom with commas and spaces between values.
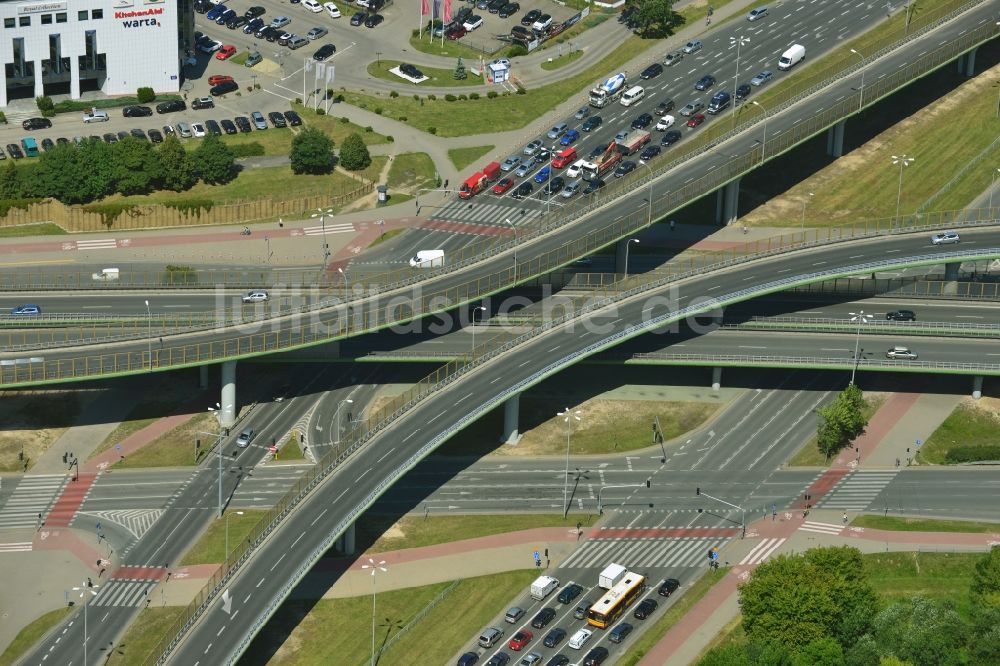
386, 152, 437, 193
448, 145, 494, 170
244, 571, 539, 666
917, 403, 1000, 464
88, 400, 177, 462
540, 49, 585, 71
111, 411, 221, 469
106, 607, 187, 666
341, 35, 652, 136
0, 607, 71, 666
852, 515, 1000, 534
367, 228, 406, 247
366, 59, 483, 87
787, 395, 886, 466
0, 222, 66, 237
358, 514, 598, 554
437, 398, 719, 456
180, 509, 268, 565
408, 31, 517, 60
230, 51, 249, 66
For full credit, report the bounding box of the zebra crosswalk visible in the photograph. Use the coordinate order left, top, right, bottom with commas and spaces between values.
799, 520, 844, 536
431, 200, 545, 227
561, 536, 729, 571
816, 470, 899, 510
301, 223, 354, 236
91, 580, 158, 607
739, 538, 786, 565
0, 475, 67, 529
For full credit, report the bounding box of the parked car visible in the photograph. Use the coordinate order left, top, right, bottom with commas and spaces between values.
191, 123, 206, 137
463, 15, 483, 30
245, 50, 263, 66
306, 26, 328, 39
493, 177, 515, 194
270, 15, 291, 27
207, 74, 234, 86
512, 182, 533, 198
156, 99, 186, 114
40, 137, 54, 151
324, 2, 341, 18
251, 111, 268, 130
284, 110, 303, 126
313, 43, 336, 61
220, 119, 238, 134
147, 129, 164, 143
498, 1, 520, 18
523, 139, 543, 156
82, 110, 109, 123
22, 117, 51, 130
268, 111, 288, 128
122, 105, 153, 117
234, 116, 252, 132
533, 165, 552, 183
521, 8, 541, 25
176, 122, 194, 138
500, 155, 522, 172
192, 97, 215, 110
210, 80, 239, 96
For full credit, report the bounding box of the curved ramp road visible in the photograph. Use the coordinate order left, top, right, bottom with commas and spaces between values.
157, 231, 1000, 665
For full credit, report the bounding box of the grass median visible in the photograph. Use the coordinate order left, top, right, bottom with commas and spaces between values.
0, 222, 65, 237
106, 607, 187, 666
787, 394, 887, 467
917, 401, 1000, 464
386, 152, 437, 193
852, 515, 1000, 533
181, 509, 268, 565
0, 607, 72, 666
367, 60, 483, 88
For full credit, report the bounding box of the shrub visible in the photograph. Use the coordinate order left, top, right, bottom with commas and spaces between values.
136, 87, 156, 103
295, 97, 302, 104
374, 107, 383, 115
457, 94, 467, 100
487, 91, 498, 99
470, 92, 480, 100
397, 115, 407, 121
386, 136, 394, 143
945, 445, 1000, 464
364, 126, 373, 133
515, 86, 526, 95
389, 90, 398, 98
340, 117, 350, 123
413, 94, 420, 101
35, 96, 54, 112
316, 108, 326, 115
427, 94, 437, 100
427, 126, 437, 135
40, 109, 56, 118
0, 111, 6, 124
228, 142, 266, 158
444, 94, 457, 102
508, 45, 527, 57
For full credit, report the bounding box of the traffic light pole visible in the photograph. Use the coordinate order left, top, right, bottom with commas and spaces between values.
696, 487, 746, 538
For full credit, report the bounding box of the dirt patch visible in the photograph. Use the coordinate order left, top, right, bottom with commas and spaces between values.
958, 395, 1000, 418
0, 389, 89, 472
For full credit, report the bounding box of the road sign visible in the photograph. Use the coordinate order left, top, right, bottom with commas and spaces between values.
533, 550, 540, 561
916, 439, 922, 448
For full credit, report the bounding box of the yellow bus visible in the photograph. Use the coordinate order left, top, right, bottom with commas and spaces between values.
587, 571, 646, 629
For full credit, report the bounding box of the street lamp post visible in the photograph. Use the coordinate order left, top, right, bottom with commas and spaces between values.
361, 558, 388, 666
505, 217, 518, 282
623, 238, 639, 281
224, 510, 244, 558
800, 192, 814, 229
751, 100, 768, 165
471, 305, 486, 352
144, 299, 151, 370
849, 310, 873, 384
850, 48, 866, 112
338, 266, 349, 290
891, 155, 915, 227
72, 581, 99, 666
206, 403, 232, 517
558, 408, 581, 518
730, 33, 750, 128
334, 398, 354, 445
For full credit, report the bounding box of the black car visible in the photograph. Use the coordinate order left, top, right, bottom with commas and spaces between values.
634, 598, 658, 619
400, 63, 424, 78
631, 113, 653, 129
210, 80, 239, 96
485, 653, 510, 666
640, 63, 663, 79
365, 13, 384, 27
556, 583, 583, 604
194, 0, 211, 13
543, 627, 566, 648
245, 5, 265, 18
544, 657, 569, 666
205, 119, 223, 136
56, 137, 70, 145
257, 24, 274, 39
6, 143, 23, 159
147, 129, 164, 143
498, 2, 519, 18
163, 125, 175, 136
220, 119, 238, 134
268, 111, 287, 128
122, 105, 153, 117
587, 144, 606, 160
283, 110, 302, 126
156, 99, 186, 114
886, 309, 916, 321
543, 176, 565, 196
735, 83, 752, 100
227, 15, 248, 29
639, 144, 661, 161
581, 115, 602, 132
350, 11, 367, 25
234, 116, 252, 133
521, 8, 540, 25
102, 132, 118, 144
661, 130, 682, 146
264, 26, 281, 41
129, 128, 148, 140
22, 117, 52, 130
314, 44, 336, 61
609, 622, 633, 644
614, 160, 636, 177
531, 607, 556, 629
244, 17, 265, 34
582, 647, 609, 666
659, 578, 680, 597
695, 74, 716, 90
654, 99, 675, 115
512, 181, 533, 199
487, 0, 506, 12
583, 178, 605, 194
40, 137, 55, 151
116, 130, 130, 140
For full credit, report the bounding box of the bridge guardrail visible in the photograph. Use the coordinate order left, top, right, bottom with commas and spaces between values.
629, 352, 1000, 373
790, 276, 1000, 300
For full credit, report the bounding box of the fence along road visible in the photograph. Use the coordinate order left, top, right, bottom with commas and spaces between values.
146, 229, 1000, 666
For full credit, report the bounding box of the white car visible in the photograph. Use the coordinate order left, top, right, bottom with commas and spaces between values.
463, 15, 483, 30
323, 2, 340, 18
241, 290, 269, 303
931, 231, 960, 245
568, 627, 593, 650
192, 123, 206, 138
493, 58, 511, 68
532, 14, 552, 32
655, 115, 675, 131
566, 159, 587, 178
886, 346, 918, 360
302, 0, 323, 11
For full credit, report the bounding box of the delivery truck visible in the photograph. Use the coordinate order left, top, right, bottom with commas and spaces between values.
616, 129, 651, 155
458, 160, 502, 199
778, 44, 805, 70
408, 249, 445, 268
530, 575, 560, 600
598, 563, 628, 590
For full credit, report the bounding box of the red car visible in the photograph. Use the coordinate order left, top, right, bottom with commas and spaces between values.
207, 74, 235, 86
508, 629, 533, 651
686, 113, 706, 128
447, 25, 467, 40
216, 45, 237, 60
493, 177, 514, 195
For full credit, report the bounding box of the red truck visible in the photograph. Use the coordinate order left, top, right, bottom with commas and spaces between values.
581, 141, 621, 181
459, 160, 501, 199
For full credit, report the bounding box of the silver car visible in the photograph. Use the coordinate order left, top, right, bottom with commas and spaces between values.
574, 106, 590, 119
750, 70, 773, 86
546, 122, 568, 140
523, 139, 543, 156
931, 231, 960, 245
176, 122, 193, 138
680, 100, 704, 116
682, 39, 702, 54
500, 155, 522, 172
306, 26, 328, 39
885, 346, 918, 360
514, 163, 532, 178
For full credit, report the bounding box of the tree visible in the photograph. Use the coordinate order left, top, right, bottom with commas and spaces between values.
862, 596, 968, 666
338, 132, 371, 171
738, 547, 879, 653
289, 127, 335, 174
970, 545, 1000, 609
791, 637, 845, 666
623, 0, 683, 38
136, 87, 155, 103
193, 134, 236, 184
817, 384, 868, 458
0, 160, 22, 199
112, 137, 162, 195
158, 135, 197, 191
698, 643, 754, 666
454, 56, 467, 80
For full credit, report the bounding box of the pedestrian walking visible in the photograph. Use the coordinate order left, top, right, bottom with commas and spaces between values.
842, 511, 848, 525
669, 220, 675, 232
742, 225, 748, 235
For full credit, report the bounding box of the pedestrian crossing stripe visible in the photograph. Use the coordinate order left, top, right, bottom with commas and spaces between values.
0, 475, 67, 529
431, 200, 544, 226
739, 537, 785, 565
815, 469, 899, 510
0, 542, 32, 553
561, 536, 731, 570
91, 580, 157, 607
799, 521, 844, 535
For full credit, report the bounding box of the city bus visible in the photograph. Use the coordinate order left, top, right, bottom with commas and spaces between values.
587, 570, 646, 629
21, 137, 38, 157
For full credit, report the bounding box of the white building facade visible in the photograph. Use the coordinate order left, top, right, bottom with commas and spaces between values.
0, 0, 191, 107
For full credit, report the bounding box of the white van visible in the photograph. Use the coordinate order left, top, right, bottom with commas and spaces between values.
778, 44, 805, 70
620, 85, 645, 107
529, 575, 560, 600
91, 267, 120, 281
409, 249, 445, 268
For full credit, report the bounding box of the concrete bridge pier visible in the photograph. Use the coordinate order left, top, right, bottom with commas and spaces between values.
199, 365, 209, 390
335, 522, 356, 555
711, 367, 723, 392
714, 178, 740, 226
956, 52, 966, 75
973, 376, 983, 400
615, 238, 630, 275
502, 393, 522, 444
826, 120, 845, 157
964, 47, 977, 77
220, 361, 237, 429
944, 261, 961, 281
